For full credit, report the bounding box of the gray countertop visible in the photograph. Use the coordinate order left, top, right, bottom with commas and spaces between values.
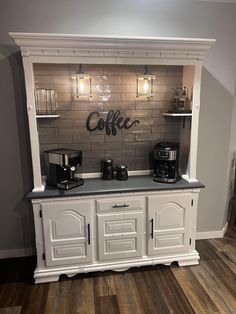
26, 176, 204, 199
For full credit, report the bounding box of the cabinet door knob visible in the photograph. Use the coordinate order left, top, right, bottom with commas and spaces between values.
151, 218, 154, 239
87, 224, 91, 245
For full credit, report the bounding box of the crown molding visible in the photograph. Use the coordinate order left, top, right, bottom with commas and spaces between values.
9, 32, 215, 61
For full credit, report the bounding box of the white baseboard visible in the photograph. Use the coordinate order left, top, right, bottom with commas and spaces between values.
223, 222, 228, 236
196, 222, 228, 240
0, 247, 35, 259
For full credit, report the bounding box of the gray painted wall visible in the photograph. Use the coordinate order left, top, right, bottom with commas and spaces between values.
0, 0, 236, 253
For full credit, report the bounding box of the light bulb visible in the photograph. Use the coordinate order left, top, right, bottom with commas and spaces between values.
143, 79, 149, 93
79, 78, 85, 92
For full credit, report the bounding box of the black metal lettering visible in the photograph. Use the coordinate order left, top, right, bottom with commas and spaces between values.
86, 110, 140, 136
105, 110, 114, 135
117, 116, 124, 129
97, 118, 105, 130
86, 111, 99, 131
124, 117, 140, 129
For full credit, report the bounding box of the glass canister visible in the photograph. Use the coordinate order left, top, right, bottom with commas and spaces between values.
116, 164, 128, 181
34, 88, 57, 115
35, 89, 46, 114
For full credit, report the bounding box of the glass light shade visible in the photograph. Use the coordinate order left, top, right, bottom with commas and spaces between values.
136, 74, 155, 98
72, 73, 92, 99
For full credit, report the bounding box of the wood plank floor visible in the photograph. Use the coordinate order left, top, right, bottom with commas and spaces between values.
0, 230, 236, 314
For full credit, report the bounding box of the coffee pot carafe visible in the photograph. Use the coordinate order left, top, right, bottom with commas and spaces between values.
101, 159, 114, 180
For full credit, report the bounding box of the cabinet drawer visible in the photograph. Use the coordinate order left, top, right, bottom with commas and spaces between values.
96, 197, 144, 212
97, 211, 143, 261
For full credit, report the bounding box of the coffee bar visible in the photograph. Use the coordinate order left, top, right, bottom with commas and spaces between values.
10, 33, 215, 283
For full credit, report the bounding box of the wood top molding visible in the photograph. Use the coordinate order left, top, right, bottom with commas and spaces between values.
9, 32, 215, 61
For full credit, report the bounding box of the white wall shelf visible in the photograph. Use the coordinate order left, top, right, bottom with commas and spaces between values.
163, 112, 192, 129
36, 114, 60, 119
163, 113, 192, 117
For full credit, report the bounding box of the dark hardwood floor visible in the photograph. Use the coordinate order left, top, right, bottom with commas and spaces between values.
0, 230, 236, 314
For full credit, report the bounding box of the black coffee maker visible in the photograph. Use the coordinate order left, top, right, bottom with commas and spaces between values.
153, 142, 180, 183
44, 149, 84, 190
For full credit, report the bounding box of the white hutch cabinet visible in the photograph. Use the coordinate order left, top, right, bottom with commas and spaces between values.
31, 187, 200, 283
9, 33, 214, 283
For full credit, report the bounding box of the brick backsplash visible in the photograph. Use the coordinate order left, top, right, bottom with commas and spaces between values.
35, 64, 182, 173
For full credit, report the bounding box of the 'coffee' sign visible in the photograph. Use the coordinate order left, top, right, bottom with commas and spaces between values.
86, 110, 140, 136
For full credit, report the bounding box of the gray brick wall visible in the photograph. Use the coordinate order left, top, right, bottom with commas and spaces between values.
35, 64, 182, 173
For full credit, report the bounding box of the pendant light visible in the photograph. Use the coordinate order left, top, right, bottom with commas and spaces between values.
71, 64, 92, 99
136, 65, 156, 98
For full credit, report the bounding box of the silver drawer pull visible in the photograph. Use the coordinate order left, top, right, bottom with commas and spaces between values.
112, 204, 130, 208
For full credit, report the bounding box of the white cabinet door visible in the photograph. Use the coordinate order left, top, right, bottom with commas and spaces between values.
147, 193, 192, 256
97, 211, 143, 261
41, 201, 93, 267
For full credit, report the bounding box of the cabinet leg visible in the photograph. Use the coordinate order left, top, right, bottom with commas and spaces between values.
178, 260, 199, 267
113, 268, 129, 272
35, 275, 60, 284
67, 273, 78, 278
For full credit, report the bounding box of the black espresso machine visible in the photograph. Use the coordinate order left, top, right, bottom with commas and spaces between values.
44, 149, 84, 190
153, 142, 180, 183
